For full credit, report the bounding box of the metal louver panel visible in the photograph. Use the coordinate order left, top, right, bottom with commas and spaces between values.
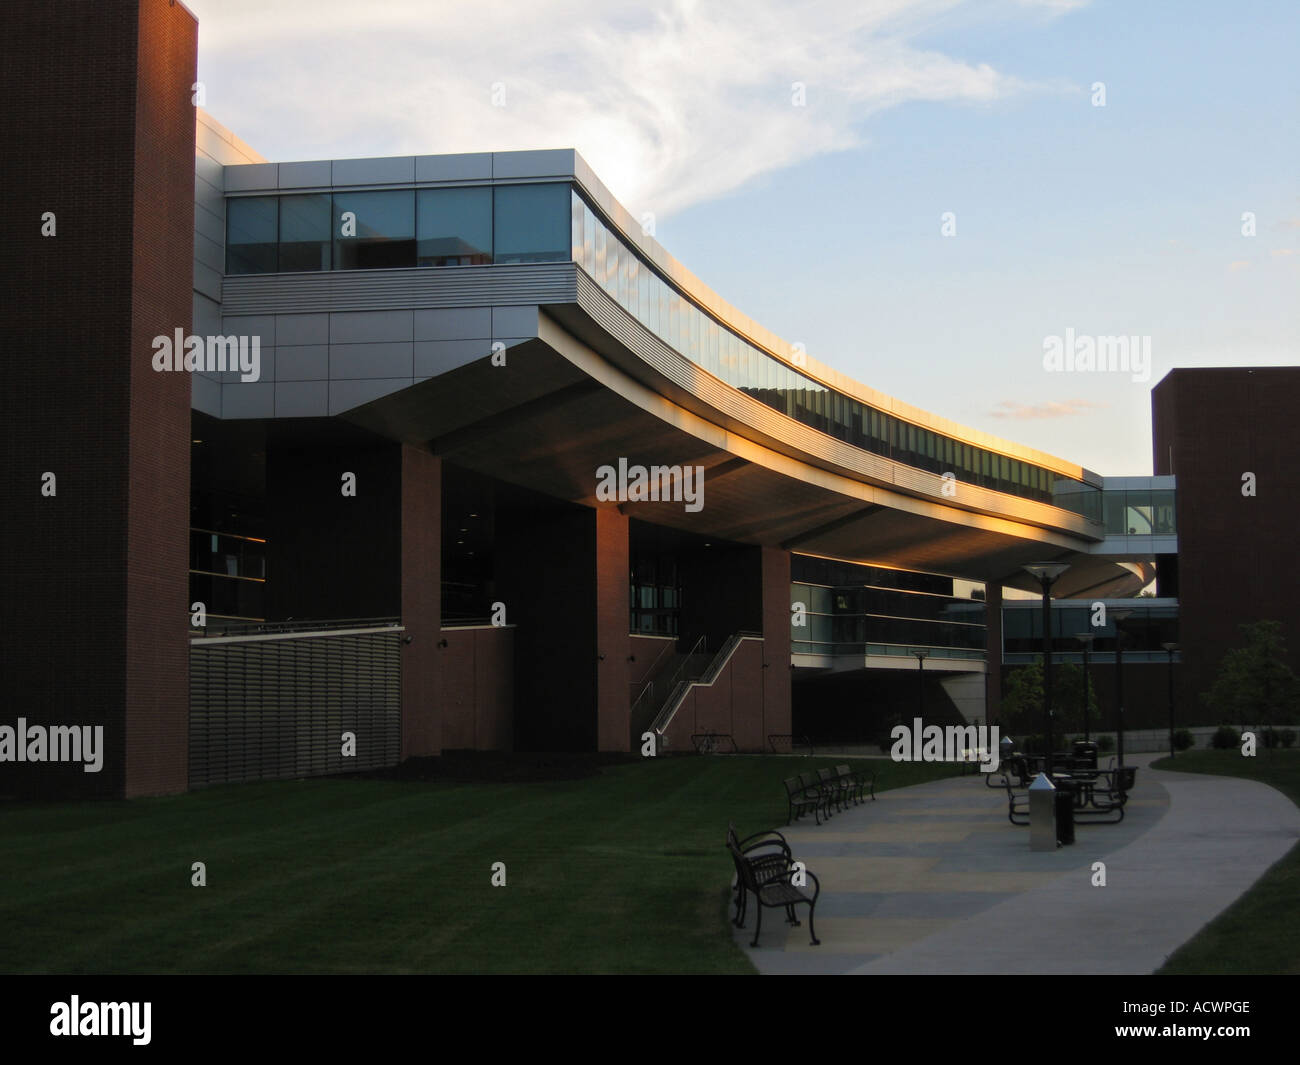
189, 627, 402, 789
221, 263, 579, 316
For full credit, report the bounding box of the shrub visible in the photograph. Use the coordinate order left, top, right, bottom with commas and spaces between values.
1263, 728, 1282, 749
1173, 728, 1195, 751
1212, 725, 1241, 750
1281, 729, 1297, 749
1096, 734, 1115, 753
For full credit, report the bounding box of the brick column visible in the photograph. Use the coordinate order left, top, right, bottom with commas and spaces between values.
401, 447, 442, 758
761, 547, 792, 742
1, 0, 197, 798
595, 508, 630, 751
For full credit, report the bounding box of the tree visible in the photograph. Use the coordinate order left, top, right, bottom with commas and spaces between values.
1201, 620, 1300, 732
1000, 656, 1098, 740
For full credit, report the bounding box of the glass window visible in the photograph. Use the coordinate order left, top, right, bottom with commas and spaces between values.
570, 189, 584, 263
278, 194, 331, 272
626, 253, 639, 319
604, 232, 620, 296
493, 183, 569, 263
582, 203, 596, 275
637, 262, 650, 326
593, 218, 606, 288
1102, 490, 1126, 534
648, 273, 660, 333
1151, 490, 1176, 534
418, 187, 491, 267
333, 190, 415, 270
226, 196, 278, 274
1125, 489, 1153, 534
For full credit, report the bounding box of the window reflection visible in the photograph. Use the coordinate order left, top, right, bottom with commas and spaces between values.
334, 190, 416, 270
493, 183, 569, 263
279, 193, 331, 272
418, 187, 491, 266
226, 196, 278, 274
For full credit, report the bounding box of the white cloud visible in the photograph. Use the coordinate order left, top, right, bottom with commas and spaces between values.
989, 398, 1105, 420
187, 0, 1079, 219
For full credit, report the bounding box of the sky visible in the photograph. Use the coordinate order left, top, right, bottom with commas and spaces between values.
186, 0, 1298, 476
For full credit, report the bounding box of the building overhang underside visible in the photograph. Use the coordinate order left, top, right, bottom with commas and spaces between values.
344, 307, 1150, 599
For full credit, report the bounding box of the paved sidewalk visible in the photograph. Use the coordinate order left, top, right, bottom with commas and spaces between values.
736, 754, 1300, 974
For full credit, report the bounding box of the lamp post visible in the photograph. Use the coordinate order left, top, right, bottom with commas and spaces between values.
1023, 563, 1071, 768
1111, 607, 1134, 793
1075, 632, 1095, 742
912, 649, 929, 721
1162, 641, 1180, 759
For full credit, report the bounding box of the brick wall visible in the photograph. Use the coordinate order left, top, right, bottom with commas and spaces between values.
0, 0, 196, 798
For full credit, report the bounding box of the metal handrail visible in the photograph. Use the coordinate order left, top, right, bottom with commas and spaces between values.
630, 638, 677, 705
651, 632, 759, 738
192, 616, 401, 639
662, 633, 707, 696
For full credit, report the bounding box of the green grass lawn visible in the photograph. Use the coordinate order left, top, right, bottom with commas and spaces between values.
1153, 748, 1300, 975
0, 754, 958, 974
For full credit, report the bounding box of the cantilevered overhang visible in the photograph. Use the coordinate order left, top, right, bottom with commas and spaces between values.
344, 310, 1145, 595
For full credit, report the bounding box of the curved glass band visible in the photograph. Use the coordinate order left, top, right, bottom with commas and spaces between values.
571, 188, 1102, 520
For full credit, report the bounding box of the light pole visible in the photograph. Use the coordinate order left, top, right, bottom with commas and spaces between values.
912, 649, 929, 721
1111, 607, 1133, 794
1023, 563, 1071, 768
1075, 632, 1095, 742
1162, 641, 1180, 759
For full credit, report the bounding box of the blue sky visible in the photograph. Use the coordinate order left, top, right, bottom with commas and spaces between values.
188, 0, 1298, 475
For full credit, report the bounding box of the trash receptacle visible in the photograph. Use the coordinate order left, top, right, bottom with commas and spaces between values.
1054, 779, 1075, 845
1029, 773, 1057, 851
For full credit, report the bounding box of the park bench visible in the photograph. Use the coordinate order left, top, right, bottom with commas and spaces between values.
784, 775, 830, 825
838, 762, 876, 803
800, 771, 840, 819
727, 835, 821, 948
726, 823, 794, 929
817, 767, 856, 812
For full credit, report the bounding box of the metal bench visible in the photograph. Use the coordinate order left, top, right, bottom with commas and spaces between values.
726, 823, 793, 929
727, 836, 821, 948
783, 775, 829, 825
838, 762, 876, 803
817, 766, 855, 812
800, 771, 838, 820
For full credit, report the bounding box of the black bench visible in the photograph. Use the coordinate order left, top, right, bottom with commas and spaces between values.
726, 823, 793, 929
727, 835, 821, 948
838, 762, 876, 803
784, 775, 830, 825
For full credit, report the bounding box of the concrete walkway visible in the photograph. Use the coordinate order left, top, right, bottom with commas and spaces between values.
737, 754, 1300, 974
